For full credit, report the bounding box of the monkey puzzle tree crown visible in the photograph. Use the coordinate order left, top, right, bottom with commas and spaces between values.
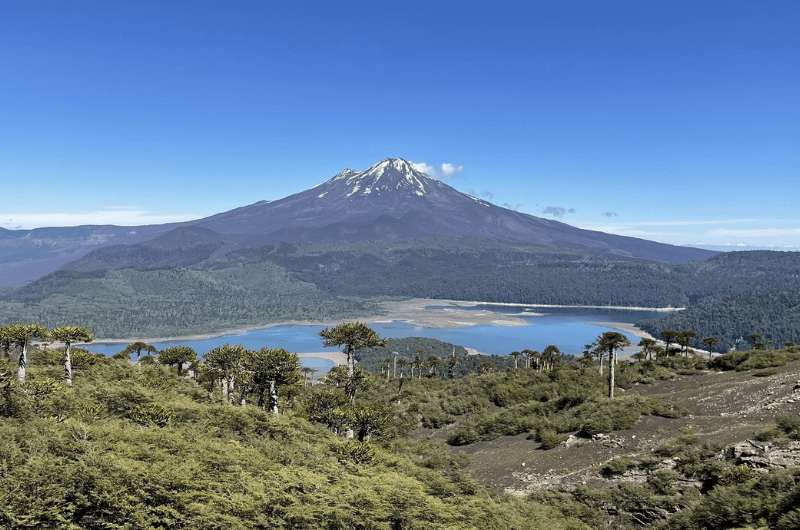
50, 326, 94, 345
320, 322, 384, 354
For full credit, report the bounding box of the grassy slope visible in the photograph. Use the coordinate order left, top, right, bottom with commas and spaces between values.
0, 356, 583, 530
2, 347, 799, 528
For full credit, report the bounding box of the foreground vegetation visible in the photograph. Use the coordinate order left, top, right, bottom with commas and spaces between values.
0, 351, 581, 528
1, 320, 799, 528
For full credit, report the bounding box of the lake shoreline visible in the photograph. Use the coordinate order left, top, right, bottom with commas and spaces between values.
91, 297, 666, 345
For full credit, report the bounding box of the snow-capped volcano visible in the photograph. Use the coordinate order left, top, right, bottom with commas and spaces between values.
314, 158, 454, 203
0, 156, 716, 287
189, 157, 712, 262
332, 158, 433, 198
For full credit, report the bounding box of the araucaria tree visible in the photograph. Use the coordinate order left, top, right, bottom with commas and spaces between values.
597, 331, 630, 399
677, 330, 697, 357
3, 324, 49, 382
542, 345, 561, 372
121, 341, 157, 365
702, 337, 720, 359
349, 404, 391, 442
247, 347, 301, 414
159, 346, 197, 376
320, 322, 383, 403
638, 338, 657, 361
661, 330, 679, 357
205, 344, 246, 404
50, 326, 94, 386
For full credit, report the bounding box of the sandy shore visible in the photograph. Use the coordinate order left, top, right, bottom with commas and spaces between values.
92, 298, 531, 343
591, 321, 717, 359
297, 351, 346, 366
594, 321, 655, 340
461, 301, 685, 312
92, 297, 679, 346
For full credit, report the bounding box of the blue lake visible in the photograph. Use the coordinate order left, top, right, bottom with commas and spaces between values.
88, 305, 666, 371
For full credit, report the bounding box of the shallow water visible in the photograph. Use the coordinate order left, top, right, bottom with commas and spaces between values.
88, 305, 665, 370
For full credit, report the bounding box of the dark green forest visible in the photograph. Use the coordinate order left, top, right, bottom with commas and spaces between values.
0, 263, 371, 337
1, 242, 798, 348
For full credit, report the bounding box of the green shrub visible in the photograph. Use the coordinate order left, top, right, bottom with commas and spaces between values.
600, 457, 636, 478
421, 411, 451, 429
647, 468, 679, 495
537, 428, 566, 450
711, 348, 800, 372
776, 415, 800, 440
577, 415, 616, 438
128, 402, 173, 427
753, 368, 779, 377
334, 440, 376, 465
447, 425, 480, 446
70, 348, 109, 370
776, 509, 800, 530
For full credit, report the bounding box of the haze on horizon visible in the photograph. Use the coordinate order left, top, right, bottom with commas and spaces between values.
1, 1, 798, 250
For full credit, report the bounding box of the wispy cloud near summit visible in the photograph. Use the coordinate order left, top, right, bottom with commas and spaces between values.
411, 161, 463, 180
541, 206, 576, 218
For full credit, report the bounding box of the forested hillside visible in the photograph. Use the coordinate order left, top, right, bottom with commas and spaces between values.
0, 263, 371, 337
2, 242, 799, 347
354, 337, 520, 376
639, 289, 800, 350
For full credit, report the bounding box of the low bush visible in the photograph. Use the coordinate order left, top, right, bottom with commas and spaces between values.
600, 457, 637, 477
711, 348, 800, 372
536, 428, 566, 450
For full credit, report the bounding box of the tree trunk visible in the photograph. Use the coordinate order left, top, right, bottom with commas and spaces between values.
17, 340, 28, 382
346, 347, 354, 378
177, 363, 183, 376
599, 354, 604, 376
221, 377, 229, 403
514, 357, 518, 369
227, 378, 236, 405
269, 380, 278, 414
63, 342, 73, 386
608, 348, 615, 399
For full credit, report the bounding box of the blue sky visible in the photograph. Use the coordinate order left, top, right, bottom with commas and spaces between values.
1, 1, 798, 249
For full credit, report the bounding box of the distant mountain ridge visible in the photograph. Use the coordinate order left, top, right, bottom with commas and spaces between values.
0, 157, 714, 287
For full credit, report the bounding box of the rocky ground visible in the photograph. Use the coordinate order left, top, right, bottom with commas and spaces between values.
454, 362, 800, 495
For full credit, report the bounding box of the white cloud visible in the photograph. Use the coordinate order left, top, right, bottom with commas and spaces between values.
615, 218, 762, 227
706, 227, 800, 238
576, 218, 800, 248
0, 208, 201, 229
410, 161, 436, 175
439, 163, 463, 178
411, 161, 463, 180
542, 206, 576, 218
